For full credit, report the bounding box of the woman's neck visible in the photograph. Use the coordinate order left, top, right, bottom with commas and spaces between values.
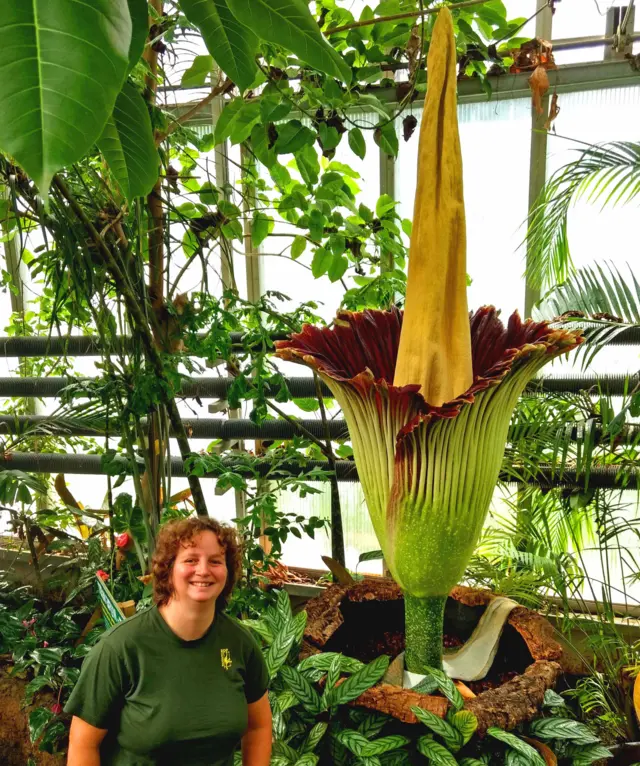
158, 599, 216, 641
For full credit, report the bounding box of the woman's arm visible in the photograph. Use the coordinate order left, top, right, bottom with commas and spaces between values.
67, 715, 108, 766
242, 692, 272, 766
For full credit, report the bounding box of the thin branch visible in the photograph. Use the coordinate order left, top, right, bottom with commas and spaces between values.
52, 175, 209, 518
325, 0, 497, 35
158, 76, 231, 143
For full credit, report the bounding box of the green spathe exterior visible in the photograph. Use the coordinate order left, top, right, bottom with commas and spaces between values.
276, 307, 582, 673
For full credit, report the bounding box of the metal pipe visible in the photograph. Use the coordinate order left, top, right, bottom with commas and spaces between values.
552, 31, 640, 51
0, 373, 637, 400
0, 332, 288, 358
1, 324, 639, 357
0, 451, 635, 489
2, 416, 638, 445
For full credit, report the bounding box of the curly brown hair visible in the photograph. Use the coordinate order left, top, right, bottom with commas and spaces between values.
151, 517, 242, 610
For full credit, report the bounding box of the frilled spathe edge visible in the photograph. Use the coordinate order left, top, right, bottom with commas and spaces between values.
274, 306, 583, 432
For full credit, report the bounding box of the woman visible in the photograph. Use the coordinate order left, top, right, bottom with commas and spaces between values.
65, 517, 272, 766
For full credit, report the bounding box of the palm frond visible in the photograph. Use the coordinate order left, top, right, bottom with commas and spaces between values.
538, 261, 640, 369
525, 141, 640, 290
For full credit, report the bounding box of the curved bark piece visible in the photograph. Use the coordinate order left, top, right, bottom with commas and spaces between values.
466, 661, 562, 733
303, 582, 577, 730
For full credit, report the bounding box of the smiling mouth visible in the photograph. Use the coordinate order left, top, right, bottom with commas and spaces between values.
190, 582, 215, 588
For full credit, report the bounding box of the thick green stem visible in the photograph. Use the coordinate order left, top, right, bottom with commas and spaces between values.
404, 593, 447, 673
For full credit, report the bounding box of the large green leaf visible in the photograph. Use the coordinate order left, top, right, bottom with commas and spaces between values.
127, 0, 149, 75
214, 99, 261, 145
181, 0, 260, 92
227, 0, 352, 83
98, 82, 159, 202
0, 0, 132, 194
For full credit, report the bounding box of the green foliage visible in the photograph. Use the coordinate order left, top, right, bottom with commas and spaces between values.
239, 597, 613, 766
181, 0, 260, 92
538, 261, 640, 369
526, 141, 640, 290
98, 81, 159, 202
0, 0, 132, 193
227, 0, 352, 83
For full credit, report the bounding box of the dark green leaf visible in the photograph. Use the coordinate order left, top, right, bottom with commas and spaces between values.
348, 127, 367, 160
226, 0, 352, 82
298, 652, 364, 674
250, 123, 276, 168
364, 735, 410, 756
528, 718, 600, 745
376, 194, 397, 218
252, 212, 273, 247
98, 81, 159, 201
416, 736, 459, 766
374, 122, 399, 158
181, 0, 260, 92
302, 722, 328, 754
214, 99, 261, 145
487, 728, 546, 766
127, 0, 149, 75
328, 253, 348, 282
358, 550, 383, 563
24, 675, 54, 704
411, 706, 462, 751
279, 664, 322, 714
291, 235, 307, 259
275, 121, 316, 155
311, 247, 332, 278
39, 721, 67, 753
327, 655, 389, 706
543, 689, 566, 708
199, 181, 219, 206
0, 0, 132, 193
569, 743, 612, 766
295, 143, 320, 187
318, 123, 341, 151
421, 667, 464, 711
181, 54, 215, 87
450, 710, 477, 746
31, 647, 64, 665
28, 707, 53, 744
336, 729, 371, 757
261, 94, 292, 123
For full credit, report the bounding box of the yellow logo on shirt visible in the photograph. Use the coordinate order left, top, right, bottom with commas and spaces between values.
221, 648, 232, 670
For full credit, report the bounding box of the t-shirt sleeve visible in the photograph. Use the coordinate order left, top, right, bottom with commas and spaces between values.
243, 630, 269, 704
64, 636, 127, 729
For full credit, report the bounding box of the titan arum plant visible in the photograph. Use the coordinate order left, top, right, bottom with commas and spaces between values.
276, 9, 583, 677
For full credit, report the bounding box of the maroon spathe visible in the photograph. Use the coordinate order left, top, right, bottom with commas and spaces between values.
276, 306, 583, 433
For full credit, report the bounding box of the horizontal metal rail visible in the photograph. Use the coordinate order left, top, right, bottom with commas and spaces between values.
0, 452, 635, 489
0, 373, 637, 400
1, 323, 639, 358
0, 333, 286, 358
1, 416, 638, 445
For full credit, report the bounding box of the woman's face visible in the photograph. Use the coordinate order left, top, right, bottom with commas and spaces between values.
170, 531, 227, 606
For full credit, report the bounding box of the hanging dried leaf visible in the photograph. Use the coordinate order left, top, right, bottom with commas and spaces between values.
406, 25, 422, 79
544, 92, 560, 131
403, 114, 418, 142
529, 65, 550, 115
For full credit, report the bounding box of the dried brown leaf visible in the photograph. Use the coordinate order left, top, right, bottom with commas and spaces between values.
529, 65, 550, 115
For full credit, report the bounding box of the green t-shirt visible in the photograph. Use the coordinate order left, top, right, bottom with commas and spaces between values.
65, 606, 269, 766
